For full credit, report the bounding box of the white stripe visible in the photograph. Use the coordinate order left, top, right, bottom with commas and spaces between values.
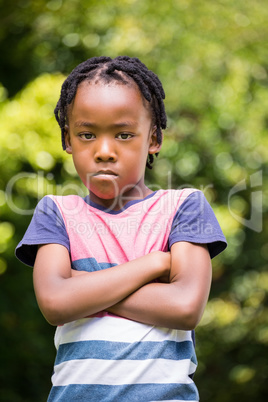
55, 316, 192, 348
52, 357, 196, 386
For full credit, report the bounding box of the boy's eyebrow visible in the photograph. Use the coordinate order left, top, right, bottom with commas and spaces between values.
74, 120, 137, 128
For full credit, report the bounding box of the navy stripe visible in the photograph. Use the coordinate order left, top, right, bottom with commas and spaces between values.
48, 382, 199, 401
72, 258, 117, 272
55, 340, 197, 366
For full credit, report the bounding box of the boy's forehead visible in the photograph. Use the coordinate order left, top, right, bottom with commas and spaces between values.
69, 81, 152, 120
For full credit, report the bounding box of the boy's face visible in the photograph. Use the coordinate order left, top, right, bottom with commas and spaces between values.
64, 81, 161, 209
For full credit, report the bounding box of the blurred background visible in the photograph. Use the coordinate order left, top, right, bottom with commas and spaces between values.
0, 0, 267, 400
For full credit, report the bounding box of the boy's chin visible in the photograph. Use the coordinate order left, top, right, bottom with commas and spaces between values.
88, 190, 120, 206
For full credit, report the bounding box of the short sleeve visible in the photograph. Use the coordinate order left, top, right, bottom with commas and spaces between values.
15, 196, 70, 267
168, 191, 227, 259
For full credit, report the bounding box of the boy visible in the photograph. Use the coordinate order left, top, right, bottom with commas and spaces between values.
16, 56, 227, 401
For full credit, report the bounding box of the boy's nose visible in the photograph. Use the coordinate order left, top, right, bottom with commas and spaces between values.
94, 138, 117, 162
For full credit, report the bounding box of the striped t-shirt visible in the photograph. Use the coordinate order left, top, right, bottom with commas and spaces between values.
16, 189, 227, 401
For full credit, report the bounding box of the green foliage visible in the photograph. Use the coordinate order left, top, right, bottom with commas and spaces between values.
0, 1, 267, 401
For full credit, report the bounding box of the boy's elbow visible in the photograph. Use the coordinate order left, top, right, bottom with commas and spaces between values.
181, 311, 200, 330
173, 300, 204, 330
38, 294, 67, 326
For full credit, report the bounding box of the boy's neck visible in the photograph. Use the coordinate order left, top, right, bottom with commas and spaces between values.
88, 184, 154, 211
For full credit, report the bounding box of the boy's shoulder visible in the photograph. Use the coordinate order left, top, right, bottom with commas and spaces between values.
142, 188, 202, 216
156, 188, 200, 203
36, 194, 88, 218
43, 194, 86, 206
159, 188, 199, 195
45, 194, 84, 201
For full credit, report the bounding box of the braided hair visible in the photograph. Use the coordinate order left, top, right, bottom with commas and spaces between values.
54, 56, 167, 168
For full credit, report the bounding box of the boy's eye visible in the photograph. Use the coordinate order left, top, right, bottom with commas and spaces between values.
117, 133, 132, 140
80, 133, 95, 140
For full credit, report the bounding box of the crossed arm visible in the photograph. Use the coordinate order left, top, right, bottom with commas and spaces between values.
33, 241, 212, 330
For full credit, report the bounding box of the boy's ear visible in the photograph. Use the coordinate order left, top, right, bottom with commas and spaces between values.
148, 126, 162, 155
64, 125, 72, 154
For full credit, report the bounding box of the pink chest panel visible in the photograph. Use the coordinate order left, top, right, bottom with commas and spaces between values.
50, 189, 195, 265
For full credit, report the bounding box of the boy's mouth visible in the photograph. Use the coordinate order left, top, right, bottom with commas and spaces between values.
93, 170, 118, 177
